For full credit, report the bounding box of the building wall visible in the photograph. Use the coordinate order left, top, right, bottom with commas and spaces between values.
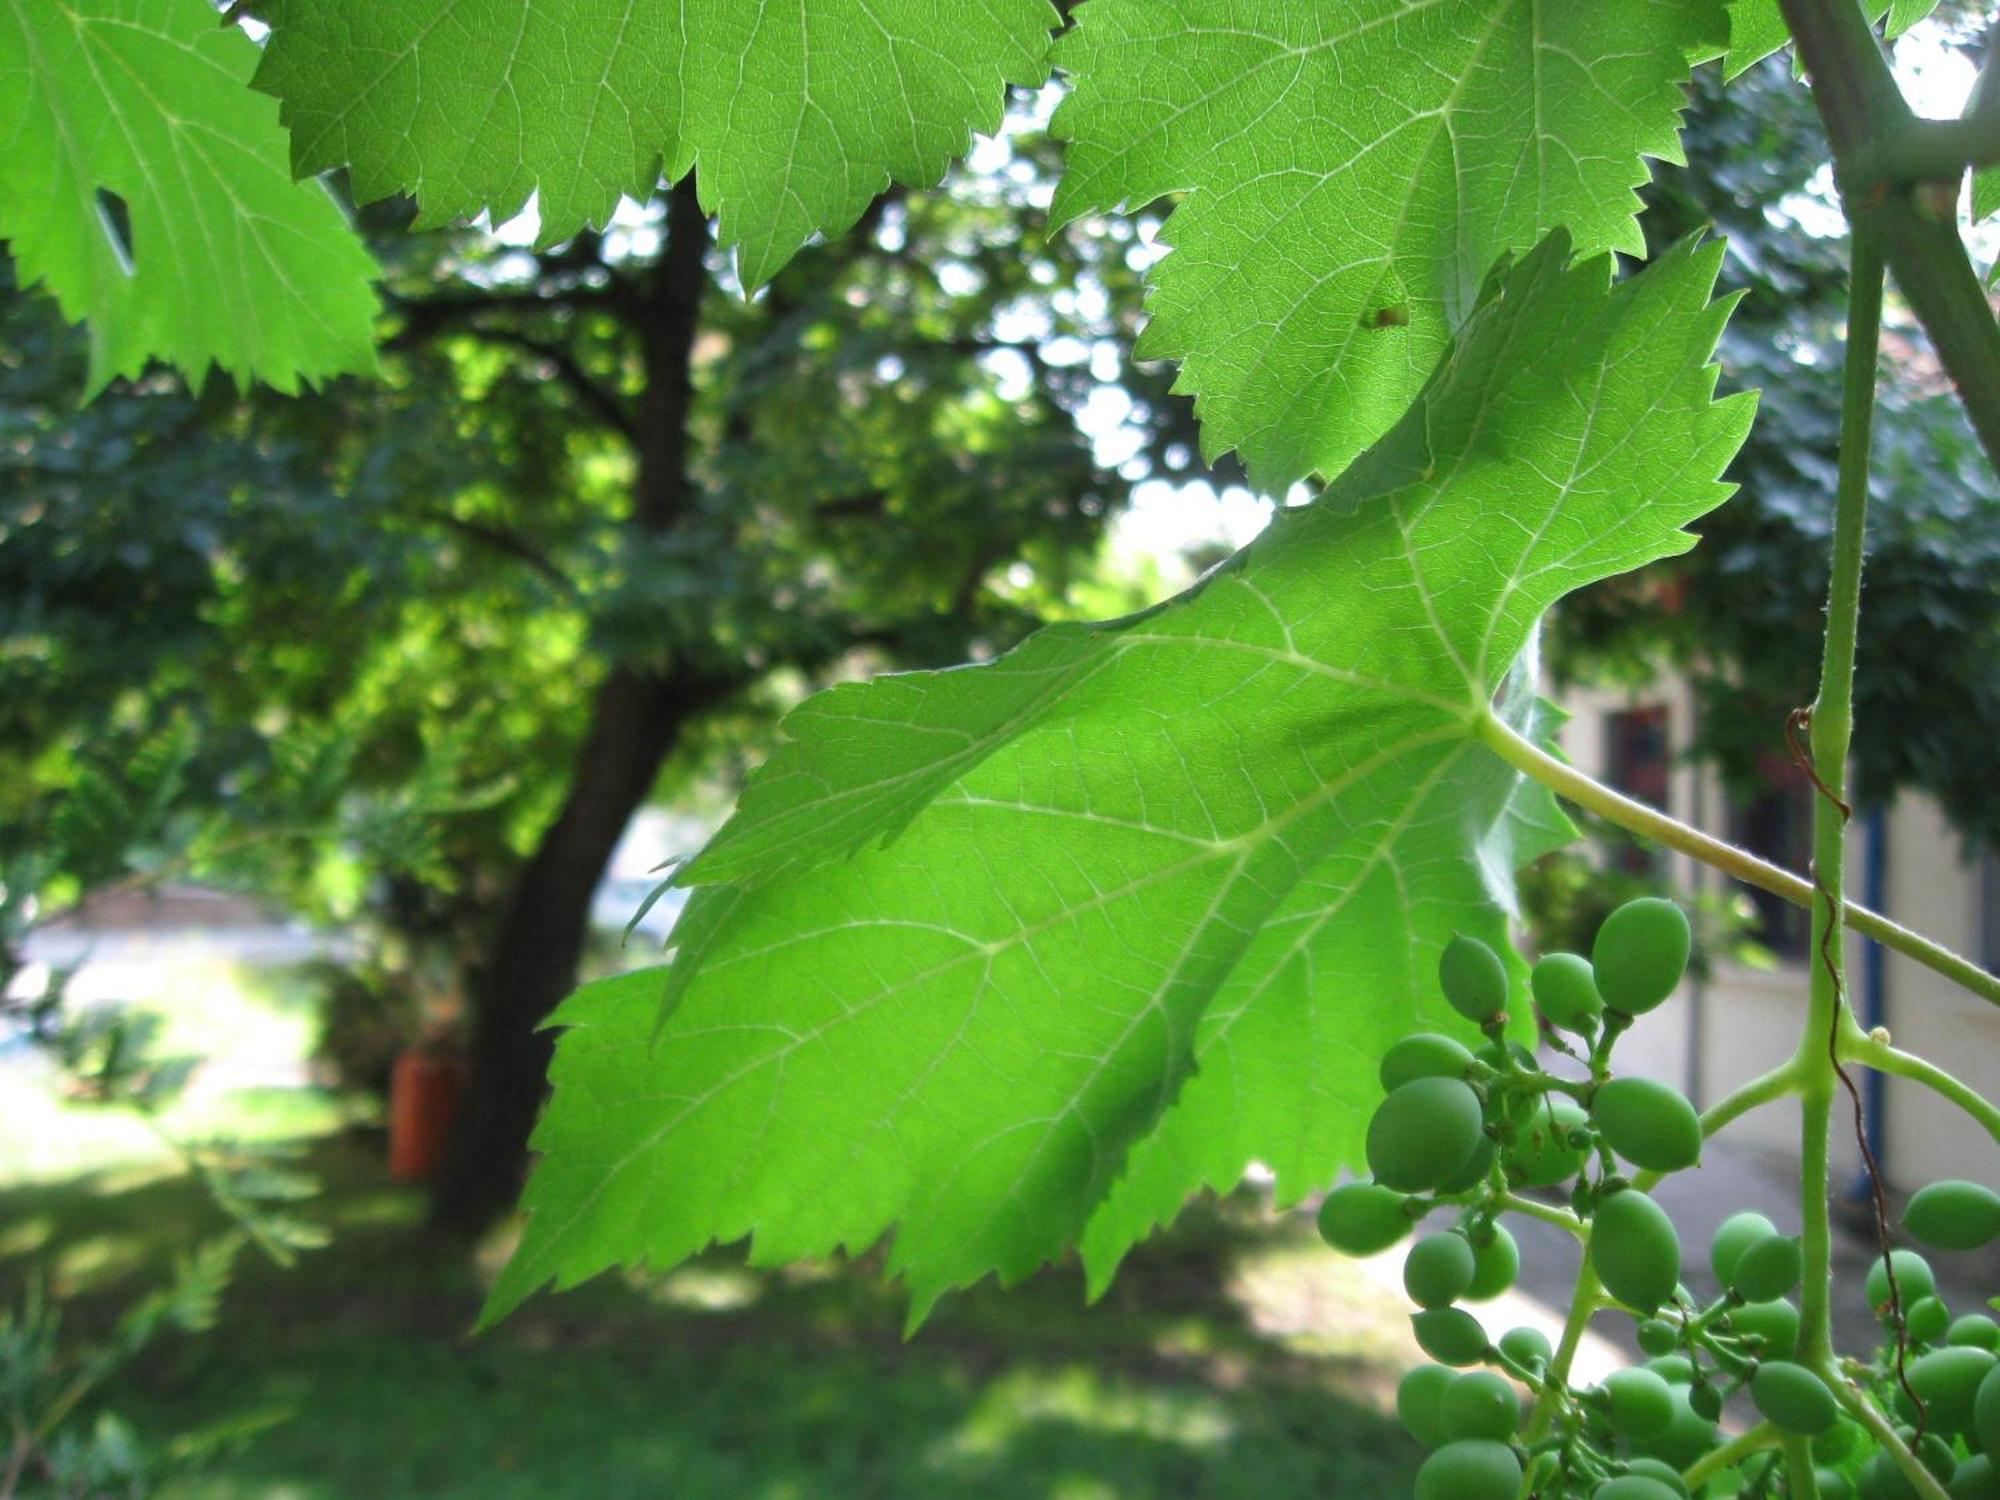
1551, 681, 1997, 1194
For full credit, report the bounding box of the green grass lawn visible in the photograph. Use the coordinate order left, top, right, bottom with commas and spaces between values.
4, 1127, 1424, 1499
3, 957, 1423, 1500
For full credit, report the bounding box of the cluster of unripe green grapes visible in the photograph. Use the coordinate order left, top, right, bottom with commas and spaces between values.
1315, 896, 2000, 1499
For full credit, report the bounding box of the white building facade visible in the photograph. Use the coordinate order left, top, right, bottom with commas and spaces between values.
1554, 677, 2000, 1194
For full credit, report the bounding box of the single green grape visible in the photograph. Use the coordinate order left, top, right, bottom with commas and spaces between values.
1972, 1358, 2000, 1456
1644, 1354, 1694, 1384
1908, 1295, 1951, 1344
1440, 1134, 1498, 1194
1506, 1095, 1590, 1189
1729, 1233, 1802, 1302
1729, 1298, 1800, 1357
1437, 1370, 1520, 1443
1404, 1233, 1477, 1309
1498, 1325, 1551, 1371
1951, 1314, 2000, 1351
1815, 1420, 1864, 1463
1593, 1478, 1682, 1500
1635, 1318, 1679, 1358
1591, 1076, 1701, 1174
1411, 1307, 1490, 1367
1591, 897, 1690, 1015
1592, 1188, 1681, 1313
1530, 951, 1603, 1033
1865, 1249, 1937, 1317
1710, 1210, 1780, 1286
1914, 1430, 1959, 1482
1750, 1360, 1838, 1435
1367, 1077, 1486, 1192
1686, 1380, 1722, 1421
1464, 1225, 1518, 1301
1949, 1452, 2000, 1499
1600, 1367, 1675, 1439
1413, 1439, 1521, 1500
1908, 1346, 1996, 1435
1905, 1179, 2000, 1252
1380, 1033, 1477, 1093
1440, 934, 1510, 1024
1818, 1470, 1857, 1500
1397, 1363, 1457, 1448
1317, 1182, 1413, 1256
1860, 1450, 1919, 1500
1632, 1385, 1716, 1470
1621, 1458, 1690, 1497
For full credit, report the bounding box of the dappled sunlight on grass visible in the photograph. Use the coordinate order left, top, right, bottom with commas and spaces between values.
0, 1212, 54, 1258
933, 1366, 1237, 1459
4, 1125, 1428, 1499
53, 1229, 153, 1290
639, 1264, 766, 1312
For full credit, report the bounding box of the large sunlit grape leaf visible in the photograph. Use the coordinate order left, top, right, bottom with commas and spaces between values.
484, 233, 1754, 1327
1722, 0, 1936, 80
1047, 0, 1727, 492
0, 0, 379, 395
252, 0, 1057, 288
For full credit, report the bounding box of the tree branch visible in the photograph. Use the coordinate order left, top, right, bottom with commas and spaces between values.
415, 509, 578, 597
455, 325, 639, 443
383, 292, 639, 443
1775, 0, 2000, 472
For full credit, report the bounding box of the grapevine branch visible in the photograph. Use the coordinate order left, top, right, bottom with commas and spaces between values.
1845, 1032, 2000, 1141
1470, 712, 2000, 1008
1775, 0, 2000, 475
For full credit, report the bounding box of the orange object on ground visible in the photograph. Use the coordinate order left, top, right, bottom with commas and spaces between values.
388, 1050, 463, 1182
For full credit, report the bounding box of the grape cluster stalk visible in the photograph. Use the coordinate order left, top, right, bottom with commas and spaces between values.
1319, 901, 2000, 1500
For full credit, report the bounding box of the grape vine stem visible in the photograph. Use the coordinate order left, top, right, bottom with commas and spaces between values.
1496, 1190, 1584, 1237
1833, 1376, 1952, 1500
1469, 712, 2000, 1009
1844, 1030, 2000, 1143
1778, 221, 1887, 1500
1524, 1257, 1603, 1439
1681, 1422, 1781, 1489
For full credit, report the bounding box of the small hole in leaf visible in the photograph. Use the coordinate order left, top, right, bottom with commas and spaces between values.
95, 189, 134, 274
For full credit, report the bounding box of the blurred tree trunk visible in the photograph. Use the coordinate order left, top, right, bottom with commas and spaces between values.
429, 178, 714, 1237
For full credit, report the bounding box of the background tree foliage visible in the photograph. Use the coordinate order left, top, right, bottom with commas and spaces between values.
2, 115, 1203, 1233
1555, 45, 2000, 851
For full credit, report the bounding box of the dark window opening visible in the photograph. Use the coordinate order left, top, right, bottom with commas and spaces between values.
1728, 752, 1813, 960
1605, 705, 1670, 877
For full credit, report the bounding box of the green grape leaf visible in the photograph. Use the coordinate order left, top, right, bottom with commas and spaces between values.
0, 0, 379, 395
1048, 0, 1726, 491
1723, 0, 1937, 80
253, 0, 1057, 288
484, 232, 1754, 1327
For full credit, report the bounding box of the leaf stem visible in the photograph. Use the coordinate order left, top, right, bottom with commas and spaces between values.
1469, 711, 2000, 1008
